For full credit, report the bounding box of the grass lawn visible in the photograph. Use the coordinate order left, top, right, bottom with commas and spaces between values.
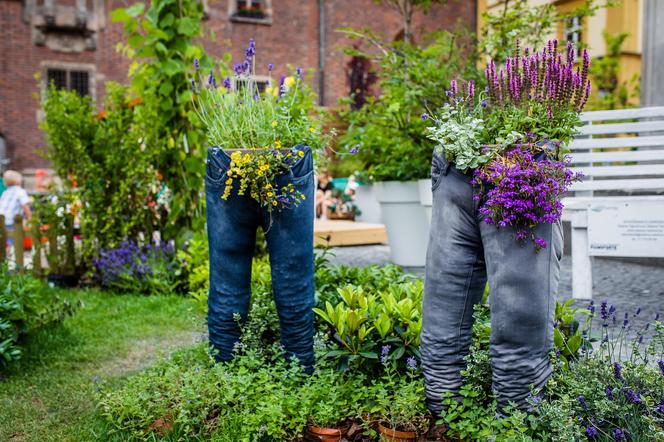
0, 290, 204, 442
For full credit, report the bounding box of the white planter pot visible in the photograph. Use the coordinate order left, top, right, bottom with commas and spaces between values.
374, 180, 429, 267
355, 183, 382, 224
418, 179, 432, 231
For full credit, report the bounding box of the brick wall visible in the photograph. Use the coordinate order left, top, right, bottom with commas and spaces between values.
0, 0, 476, 174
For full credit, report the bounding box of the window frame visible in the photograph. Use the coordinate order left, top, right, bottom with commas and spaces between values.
564, 15, 583, 58
229, 0, 272, 25
41, 62, 95, 99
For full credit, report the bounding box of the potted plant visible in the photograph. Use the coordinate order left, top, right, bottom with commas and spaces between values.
327, 188, 361, 221
373, 356, 429, 441
425, 39, 588, 251
338, 30, 478, 266
304, 369, 357, 442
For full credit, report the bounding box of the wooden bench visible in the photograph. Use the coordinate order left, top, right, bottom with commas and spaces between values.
564, 106, 664, 299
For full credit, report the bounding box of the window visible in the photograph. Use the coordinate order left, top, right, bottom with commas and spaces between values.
234, 77, 271, 94
564, 16, 583, 57
230, 0, 272, 24
46, 67, 91, 96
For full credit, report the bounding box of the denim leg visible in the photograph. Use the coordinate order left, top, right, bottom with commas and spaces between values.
480, 220, 563, 410
205, 147, 259, 362
263, 146, 316, 371
421, 155, 487, 415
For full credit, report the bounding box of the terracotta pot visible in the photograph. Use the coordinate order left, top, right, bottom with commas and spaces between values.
308, 424, 348, 442
378, 423, 417, 442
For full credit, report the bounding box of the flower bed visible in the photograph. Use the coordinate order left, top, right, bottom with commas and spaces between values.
97, 257, 664, 441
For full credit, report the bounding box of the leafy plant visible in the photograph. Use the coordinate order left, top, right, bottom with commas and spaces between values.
41, 84, 171, 262
0, 266, 78, 369
314, 279, 423, 373
338, 30, 479, 182
112, 0, 212, 239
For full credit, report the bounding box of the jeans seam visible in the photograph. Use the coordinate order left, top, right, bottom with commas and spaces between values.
544, 224, 554, 351
456, 249, 480, 355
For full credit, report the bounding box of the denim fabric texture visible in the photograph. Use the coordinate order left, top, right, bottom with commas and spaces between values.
421, 152, 563, 413
205, 145, 315, 371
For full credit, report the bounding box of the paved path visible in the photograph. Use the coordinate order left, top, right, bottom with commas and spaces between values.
323, 245, 664, 324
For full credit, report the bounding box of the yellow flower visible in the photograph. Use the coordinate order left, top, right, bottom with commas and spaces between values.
283, 76, 296, 89
272, 201, 278, 206
272, 120, 278, 127
265, 86, 274, 96
266, 183, 272, 189
298, 150, 304, 157
267, 192, 274, 197
309, 127, 315, 133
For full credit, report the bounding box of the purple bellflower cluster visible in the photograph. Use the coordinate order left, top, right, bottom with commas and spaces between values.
474, 144, 583, 250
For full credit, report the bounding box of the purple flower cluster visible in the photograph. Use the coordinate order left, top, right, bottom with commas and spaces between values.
93, 239, 175, 289
485, 39, 592, 113
473, 144, 582, 249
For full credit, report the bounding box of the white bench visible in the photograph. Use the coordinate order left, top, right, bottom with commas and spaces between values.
563, 106, 664, 299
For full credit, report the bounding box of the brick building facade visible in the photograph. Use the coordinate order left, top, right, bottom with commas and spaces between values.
0, 0, 476, 176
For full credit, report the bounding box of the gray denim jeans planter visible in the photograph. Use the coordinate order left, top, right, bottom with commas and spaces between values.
420, 153, 563, 414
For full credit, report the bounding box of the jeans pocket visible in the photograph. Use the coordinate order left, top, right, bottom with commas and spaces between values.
206, 148, 229, 185
431, 153, 445, 191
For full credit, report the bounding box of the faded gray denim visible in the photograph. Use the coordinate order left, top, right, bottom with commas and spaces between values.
421, 153, 563, 414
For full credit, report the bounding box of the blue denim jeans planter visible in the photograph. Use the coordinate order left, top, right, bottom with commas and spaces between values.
205, 145, 315, 371
421, 153, 563, 414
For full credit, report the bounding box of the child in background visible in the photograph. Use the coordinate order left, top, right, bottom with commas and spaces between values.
0, 170, 32, 244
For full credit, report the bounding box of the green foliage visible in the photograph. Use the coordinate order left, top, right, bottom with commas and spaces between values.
112, 0, 212, 239
314, 280, 423, 373
588, 31, 638, 110
553, 299, 590, 370
536, 358, 664, 441
338, 30, 479, 182
479, 0, 620, 64
0, 267, 78, 369
371, 361, 429, 433
41, 84, 170, 261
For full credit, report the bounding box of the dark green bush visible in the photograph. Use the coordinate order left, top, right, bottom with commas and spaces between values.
0, 267, 78, 369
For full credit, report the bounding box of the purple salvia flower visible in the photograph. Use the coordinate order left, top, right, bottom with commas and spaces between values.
296, 66, 303, 78
267, 63, 274, 72
658, 359, 664, 376
577, 395, 588, 410
421, 113, 429, 121
613, 428, 625, 441
350, 144, 360, 154
194, 59, 200, 70
606, 385, 614, 400
586, 425, 598, 438
223, 77, 232, 90
450, 79, 457, 97
614, 362, 623, 380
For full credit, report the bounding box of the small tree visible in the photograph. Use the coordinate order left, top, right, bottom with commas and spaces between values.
373, 0, 448, 43
588, 31, 637, 110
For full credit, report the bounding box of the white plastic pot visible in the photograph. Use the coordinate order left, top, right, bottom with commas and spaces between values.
418, 178, 433, 232
354, 183, 382, 224
374, 180, 429, 267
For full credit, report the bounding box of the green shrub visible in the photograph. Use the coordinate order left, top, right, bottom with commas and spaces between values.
0, 267, 78, 369
337, 30, 479, 182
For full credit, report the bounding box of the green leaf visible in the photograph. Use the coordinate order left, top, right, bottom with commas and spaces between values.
126, 3, 145, 17
110, 8, 131, 23
159, 82, 174, 96
177, 17, 197, 36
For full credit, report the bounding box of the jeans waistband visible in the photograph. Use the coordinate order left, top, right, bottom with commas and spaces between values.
434, 152, 475, 184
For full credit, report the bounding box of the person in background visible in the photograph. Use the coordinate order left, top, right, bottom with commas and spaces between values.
0, 170, 32, 244
315, 170, 334, 219
344, 174, 358, 199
